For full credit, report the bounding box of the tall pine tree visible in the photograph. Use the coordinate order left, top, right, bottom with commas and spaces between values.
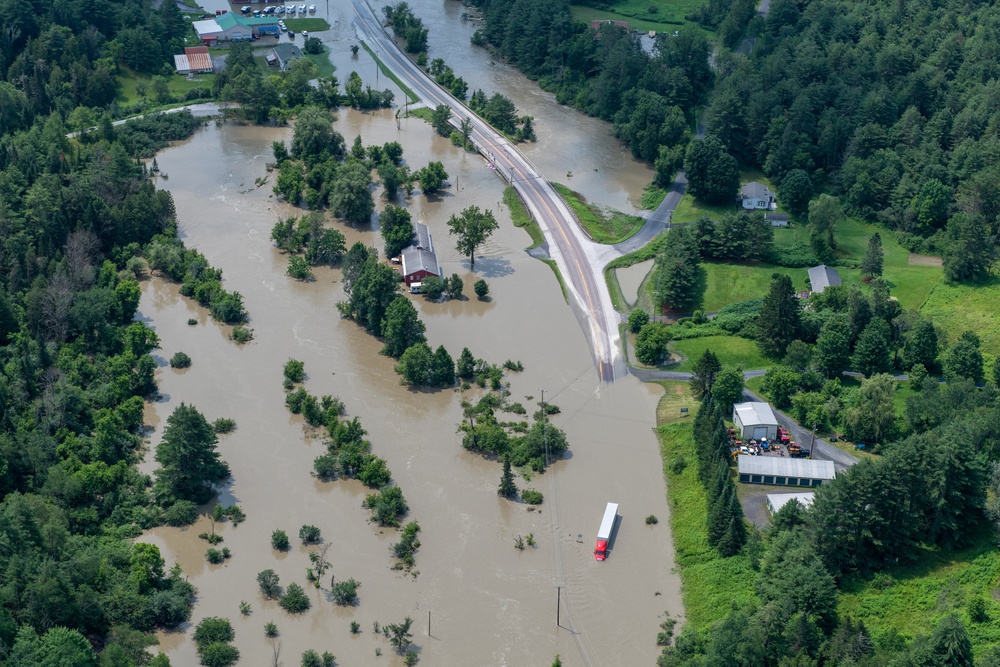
860, 232, 883, 279
756, 274, 802, 358
498, 454, 517, 498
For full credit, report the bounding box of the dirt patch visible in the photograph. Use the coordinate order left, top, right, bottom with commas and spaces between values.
908, 253, 943, 267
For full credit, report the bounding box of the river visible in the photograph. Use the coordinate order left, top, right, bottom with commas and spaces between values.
139, 2, 679, 664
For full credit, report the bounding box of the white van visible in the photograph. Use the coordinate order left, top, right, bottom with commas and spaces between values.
409, 282, 423, 294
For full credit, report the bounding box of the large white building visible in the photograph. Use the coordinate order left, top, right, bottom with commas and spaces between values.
738, 457, 835, 487
732, 401, 779, 441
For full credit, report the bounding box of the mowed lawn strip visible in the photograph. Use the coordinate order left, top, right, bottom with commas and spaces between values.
669, 336, 770, 372
920, 276, 1000, 357
656, 382, 757, 628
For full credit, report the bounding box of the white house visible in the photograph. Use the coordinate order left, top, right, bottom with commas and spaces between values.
741, 182, 775, 210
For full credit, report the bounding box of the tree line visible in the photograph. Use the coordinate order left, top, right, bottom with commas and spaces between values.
705, 0, 1000, 281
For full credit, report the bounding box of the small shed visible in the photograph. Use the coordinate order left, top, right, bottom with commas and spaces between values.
808, 265, 841, 293
401, 223, 440, 286
766, 492, 815, 515
732, 401, 779, 441
764, 212, 789, 227
271, 43, 304, 70
741, 182, 775, 210
739, 457, 836, 487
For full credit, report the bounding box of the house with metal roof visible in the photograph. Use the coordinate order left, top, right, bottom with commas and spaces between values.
733, 401, 779, 441
192, 18, 224, 45
741, 181, 775, 210
401, 223, 440, 286
808, 265, 841, 293
174, 46, 214, 74
766, 492, 815, 515
738, 457, 835, 487
764, 212, 789, 227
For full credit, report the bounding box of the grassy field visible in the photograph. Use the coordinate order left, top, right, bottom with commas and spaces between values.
282, 18, 331, 32
116, 68, 216, 106
668, 335, 769, 371
699, 262, 806, 312
642, 184, 668, 210
552, 183, 645, 244
569, 0, 708, 34
671, 194, 738, 224
920, 276, 1000, 357
838, 533, 1000, 656
503, 187, 544, 249
656, 382, 757, 628
303, 44, 335, 78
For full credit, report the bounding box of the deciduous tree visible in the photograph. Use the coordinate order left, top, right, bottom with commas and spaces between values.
447, 206, 499, 270
683, 136, 740, 204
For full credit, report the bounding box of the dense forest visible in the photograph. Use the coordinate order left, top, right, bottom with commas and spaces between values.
707, 0, 1000, 261
0, 1, 258, 664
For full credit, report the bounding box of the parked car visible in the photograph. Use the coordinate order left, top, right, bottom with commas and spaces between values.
299, 4, 307, 13
308, 4, 316, 11
241, 5, 251, 13
302, 30, 308, 37
275, 6, 284, 14
288, 30, 295, 38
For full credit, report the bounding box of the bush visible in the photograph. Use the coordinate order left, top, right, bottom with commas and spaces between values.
193, 617, 234, 651
474, 279, 489, 298
187, 318, 198, 325
421, 276, 445, 299
669, 455, 686, 474
212, 418, 237, 434
363, 486, 408, 527
164, 500, 198, 526
257, 569, 281, 599
284, 359, 306, 383
521, 489, 543, 504
170, 351, 192, 368
231, 326, 254, 343
206, 548, 230, 564
299, 524, 322, 544
331, 577, 361, 605
264, 622, 279, 638
279, 583, 311, 613
200, 642, 240, 667
628, 309, 650, 334
271, 529, 290, 551
645, 514, 659, 525
391, 521, 421, 566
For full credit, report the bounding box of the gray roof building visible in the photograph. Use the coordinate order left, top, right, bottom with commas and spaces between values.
738, 456, 836, 487
270, 43, 304, 71
808, 265, 841, 293
400, 223, 440, 285
741, 181, 775, 210
764, 212, 789, 227
766, 492, 815, 515
733, 401, 779, 441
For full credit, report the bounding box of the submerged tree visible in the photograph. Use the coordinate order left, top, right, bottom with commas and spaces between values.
447, 205, 499, 269
154, 403, 231, 504
498, 454, 517, 498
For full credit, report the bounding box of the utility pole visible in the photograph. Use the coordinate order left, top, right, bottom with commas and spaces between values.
540, 388, 547, 466
809, 424, 816, 459
555, 585, 562, 627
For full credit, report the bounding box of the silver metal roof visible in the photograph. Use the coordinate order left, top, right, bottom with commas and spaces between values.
733, 401, 778, 427
738, 456, 836, 480
401, 247, 439, 277
413, 222, 432, 251
741, 181, 772, 200
766, 492, 815, 513
808, 265, 841, 293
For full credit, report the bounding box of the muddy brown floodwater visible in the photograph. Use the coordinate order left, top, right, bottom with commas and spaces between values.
138, 98, 677, 667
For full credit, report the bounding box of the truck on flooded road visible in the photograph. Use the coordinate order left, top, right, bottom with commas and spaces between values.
594, 502, 618, 561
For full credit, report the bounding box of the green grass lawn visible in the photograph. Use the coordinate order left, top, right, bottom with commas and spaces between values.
569, 0, 710, 34
116, 68, 217, 106
283, 18, 331, 32
838, 533, 1000, 656
503, 187, 544, 249
920, 276, 1000, 357
699, 262, 807, 312
671, 193, 738, 224
656, 384, 757, 628
669, 335, 769, 371
552, 183, 645, 244
303, 44, 335, 78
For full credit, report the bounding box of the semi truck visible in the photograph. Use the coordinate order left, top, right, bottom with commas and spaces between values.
594, 502, 619, 561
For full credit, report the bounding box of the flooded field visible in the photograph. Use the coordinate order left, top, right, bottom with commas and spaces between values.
138, 113, 680, 665
615, 260, 654, 307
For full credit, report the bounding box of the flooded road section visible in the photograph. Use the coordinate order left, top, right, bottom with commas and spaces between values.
285, 0, 654, 214
138, 116, 681, 665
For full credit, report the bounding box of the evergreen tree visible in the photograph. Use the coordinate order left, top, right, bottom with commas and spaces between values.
655, 226, 700, 310
778, 169, 813, 217
847, 285, 872, 343
756, 274, 802, 358
716, 512, 746, 557
154, 403, 231, 504
381, 296, 426, 359
925, 614, 974, 667
456, 347, 476, 380
903, 319, 939, 371
430, 345, 456, 387
498, 454, 517, 498
706, 481, 733, 546
860, 232, 883, 279
852, 319, 892, 377
690, 349, 723, 399
683, 136, 740, 204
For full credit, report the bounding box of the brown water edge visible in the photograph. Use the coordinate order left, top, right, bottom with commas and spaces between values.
615, 260, 655, 308
306, 0, 654, 215
138, 116, 681, 666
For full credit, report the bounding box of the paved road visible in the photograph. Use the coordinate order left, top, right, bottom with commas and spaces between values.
352, 0, 621, 381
